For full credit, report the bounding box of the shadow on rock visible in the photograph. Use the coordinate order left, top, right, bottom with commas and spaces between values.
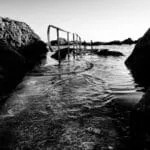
0, 40, 25, 96
0, 17, 48, 100
125, 28, 150, 89
124, 28, 150, 149
19, 41, 48, 69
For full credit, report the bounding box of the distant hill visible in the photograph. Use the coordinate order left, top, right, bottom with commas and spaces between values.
82, 38, 138, 46
49, 37, 138, 46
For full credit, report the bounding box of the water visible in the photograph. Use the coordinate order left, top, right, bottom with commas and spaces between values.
0, 44, 141, 149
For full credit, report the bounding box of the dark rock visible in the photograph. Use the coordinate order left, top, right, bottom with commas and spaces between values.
122, 38, 136, 45
51, 38, 67, 46
125, 28, 150, 87
90, 38, 138, 46
0, 40, 25, 94
95, 49, 124, 57
51, 48, 73, 60
0, 17, 48, 95
112, 92, 143, 110
129, 88, 150, 149
19, 41, 48, 68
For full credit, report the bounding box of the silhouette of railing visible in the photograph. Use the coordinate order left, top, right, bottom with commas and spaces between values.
47, 25, 82, 64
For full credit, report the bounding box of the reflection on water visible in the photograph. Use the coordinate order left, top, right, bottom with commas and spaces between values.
0, 45, 140, 149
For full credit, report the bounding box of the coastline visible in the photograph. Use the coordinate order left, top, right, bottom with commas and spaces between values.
0, 16, 150, 149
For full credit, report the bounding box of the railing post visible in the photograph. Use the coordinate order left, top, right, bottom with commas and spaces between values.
79, 37, 81, 50
73, 33, 75, 59
77, 34, 80, 56
79, 37, 82, 57
67, 32, 70, 60
91, 40, 93, 51
47, 25, 53, 52
47, 25, 83, 63
56, 28, 61, 65
75, 34, 78, 57
84, 40, 86, 52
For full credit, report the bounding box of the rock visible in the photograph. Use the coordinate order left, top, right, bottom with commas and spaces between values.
108, 146, 114, 150
0, 40, 26, 94
125, 28, 150, 87
95, 49, 124, 57
130, 88, 150, 149
51, 38, 67, 46
51, 48, 73, 60
112, 92, 143, 110
0, 17, 48, 95
19, 40, 48, 68
122, 38, 137, 45
86, 127, 101, 135
81, 142, 95, 150
135, 88, 150, 111
0, 17, 40, 50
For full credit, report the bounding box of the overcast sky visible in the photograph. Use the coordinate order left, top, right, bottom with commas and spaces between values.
0, 0, 150, 42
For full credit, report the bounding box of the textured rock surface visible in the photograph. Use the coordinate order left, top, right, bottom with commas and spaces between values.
0, 17, 40, 50
125, 28, 150, 87
0, 17, 48, 95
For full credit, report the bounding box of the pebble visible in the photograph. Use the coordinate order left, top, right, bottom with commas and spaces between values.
82, 142, 95, 150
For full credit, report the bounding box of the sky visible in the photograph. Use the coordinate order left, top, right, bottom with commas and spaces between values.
0, 0, 150, 42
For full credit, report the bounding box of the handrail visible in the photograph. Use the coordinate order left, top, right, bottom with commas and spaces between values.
47, 25, 82, 64
47, 25, 70, 51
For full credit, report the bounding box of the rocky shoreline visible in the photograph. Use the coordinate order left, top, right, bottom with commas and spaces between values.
0, 17, 48, 97
1, 16, 150, 150
123, 28, 150, 149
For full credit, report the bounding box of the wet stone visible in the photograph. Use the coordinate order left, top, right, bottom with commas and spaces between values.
81, 142, 95, 150
86, 127, 101, 135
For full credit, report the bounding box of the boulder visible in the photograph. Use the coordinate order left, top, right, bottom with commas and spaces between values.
0, 40, 26, 95
51, 48, 73, 60
125, 28, 150, 87
0, 17, 48, 94
112, 92, 143, 110
51, 38, 67, 46
0, 17, 40, 50
122, 38, 136, 45
129, 88, 150, 149
95, 49, 124, 57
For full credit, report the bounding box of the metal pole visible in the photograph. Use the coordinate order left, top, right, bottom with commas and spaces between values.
76, 34, 78, 57
47, 25, 53, 52
84, 40, 86, 53
91, 40, 93, 50
77, 35, 79, 57
73, 33, 75, 59
67, 32, 70, 60
79, 37, 82, 57
57, 28, 61, 65
79, 37, 81, 50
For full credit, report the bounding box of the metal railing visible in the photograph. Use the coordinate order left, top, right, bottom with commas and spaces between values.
47, 25, 82, 64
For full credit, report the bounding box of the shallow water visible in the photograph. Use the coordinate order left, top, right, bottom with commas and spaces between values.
0, 44, 141, 149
